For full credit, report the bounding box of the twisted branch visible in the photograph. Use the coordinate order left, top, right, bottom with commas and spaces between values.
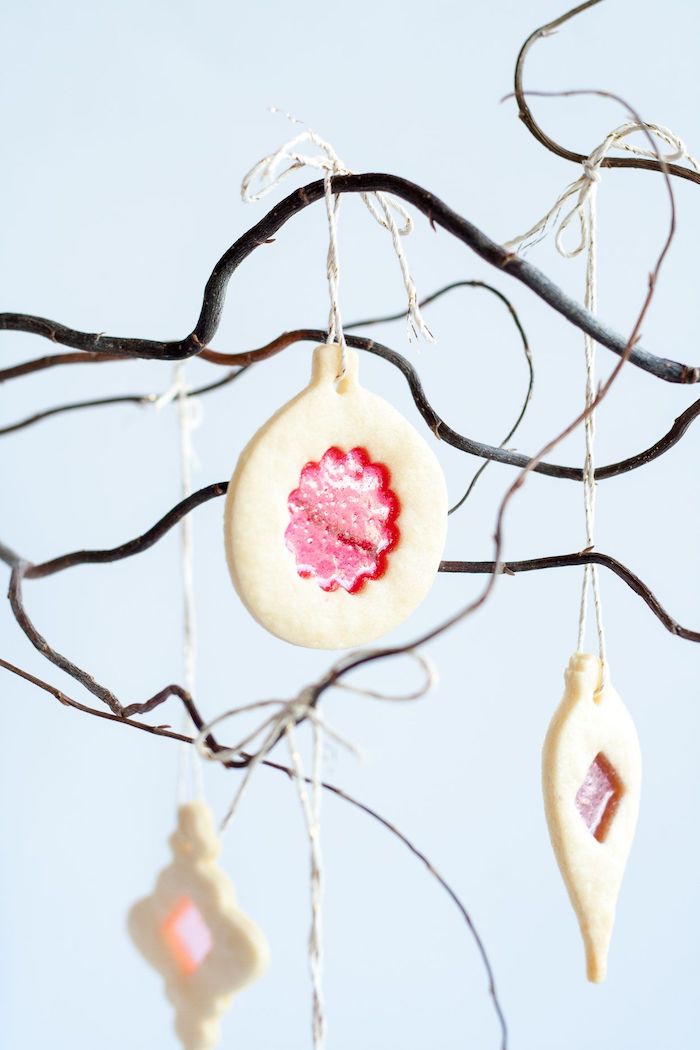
513, 1, 700, 186
441, 553, 700, 642
3, 508, 697, 734
1, 12, 692, 1047
1, 174, 697, 383
0, 652, 507, 1048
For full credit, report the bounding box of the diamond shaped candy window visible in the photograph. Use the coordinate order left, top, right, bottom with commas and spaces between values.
162, 897, 214, 975
575, 752, 623, 843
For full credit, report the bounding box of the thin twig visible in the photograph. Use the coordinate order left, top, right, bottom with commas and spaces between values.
8, 565, 123, 714
345, 281, 535, 515
7, 532, 699, 740
2, 324, 698, 485
309, 87, 677, 704
0, 350, 122, 382
2, 496, 693, 653
0, 653, 508, 1047
0, 370, 246, 437
512, 0, 700, 185
440, 552, 700, 642
23, 483, 228, 579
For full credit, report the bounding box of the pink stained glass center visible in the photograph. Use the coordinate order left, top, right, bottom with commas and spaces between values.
575, 752, 623, 843
162, 897, 213, 975
284, 446, 400, 594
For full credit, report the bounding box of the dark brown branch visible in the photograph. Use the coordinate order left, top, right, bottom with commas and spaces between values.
2, 316, 699, 481
513, 1, 700, 186
0, 394, 148, 436
0, 540, 22, 567
5, 466, 694, 650
9, 533, 699, 747
440, 553, 700, 642
0, 350, 122, 383
0, 173, 696, 382
0, 369, 246, 437
1, 279, 536, 523
0, 653, 507, 1047
347, 280, 535, 517
8, 564, 123, 714
0, 656, 188, 740
309, 87, 678, 703
4, 86, 675, 793
24, 482, 227, 579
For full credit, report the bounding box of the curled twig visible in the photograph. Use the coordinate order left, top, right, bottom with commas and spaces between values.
2, 325, 698, 487
308, 86, 677, 707
512, 0, 700, 185
346, 281, 534, 516
0, 283, 535, 523
0, 652, 508, 1047
5, 520, 699, 736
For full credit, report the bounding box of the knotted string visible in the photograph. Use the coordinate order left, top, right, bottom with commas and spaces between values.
505, 122, 698, 667
194, 649, 437, 1050
241, 115, 434, 380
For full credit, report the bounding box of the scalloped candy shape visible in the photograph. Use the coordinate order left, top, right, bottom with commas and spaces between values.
285, 446, 400, 594
224, 344, 447, 649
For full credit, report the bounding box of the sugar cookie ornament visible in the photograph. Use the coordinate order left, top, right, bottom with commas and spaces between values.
224, 344, 447, 649
542, 653, 641, 982
128, 802, 268, 1050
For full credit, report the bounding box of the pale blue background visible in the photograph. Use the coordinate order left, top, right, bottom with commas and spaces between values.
1, 1, 699, 1048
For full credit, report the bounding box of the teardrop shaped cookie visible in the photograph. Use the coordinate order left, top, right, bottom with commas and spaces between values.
542, 652, 641, 982
224, 344, 447, 649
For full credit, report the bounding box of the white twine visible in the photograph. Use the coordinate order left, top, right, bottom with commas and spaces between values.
505, 122, 698, 665
194, 649, 437, 1050
157, 364, 204, 802
241, 116, 434, 380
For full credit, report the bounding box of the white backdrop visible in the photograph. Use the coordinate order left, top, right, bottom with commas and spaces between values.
1, 1, 698, 1048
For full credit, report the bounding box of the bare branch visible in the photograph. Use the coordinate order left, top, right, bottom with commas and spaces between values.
8, 565, 123, 714
441, 553, 700, 642
0, 174, 696, 382
512, 1, 700, 186
0, 653, 508, 1047
0, 370, 247, 437
24, 483, 227, 579
309, 87, 678, 704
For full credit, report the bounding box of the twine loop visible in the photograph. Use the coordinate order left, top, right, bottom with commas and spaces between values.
242, 115, 434, 380
505, 120, 698, 665
194, 648, 436, 1050
505, 121, 699, 262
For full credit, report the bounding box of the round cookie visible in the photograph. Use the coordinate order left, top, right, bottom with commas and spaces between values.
224, 344, 447, 649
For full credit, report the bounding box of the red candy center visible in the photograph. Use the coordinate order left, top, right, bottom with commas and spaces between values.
285, 447, 400, 594
575, 752, 623, 842
161, 896, 213, 975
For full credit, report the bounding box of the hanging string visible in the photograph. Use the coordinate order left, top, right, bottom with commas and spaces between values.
503, 122, 698, 259
574, 168, 606, 663
504, 122, 699, 665
157, 364, 204, 802
322, 164, 346, 376
194, 650, 437, 1050
241, 116, 434, 381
